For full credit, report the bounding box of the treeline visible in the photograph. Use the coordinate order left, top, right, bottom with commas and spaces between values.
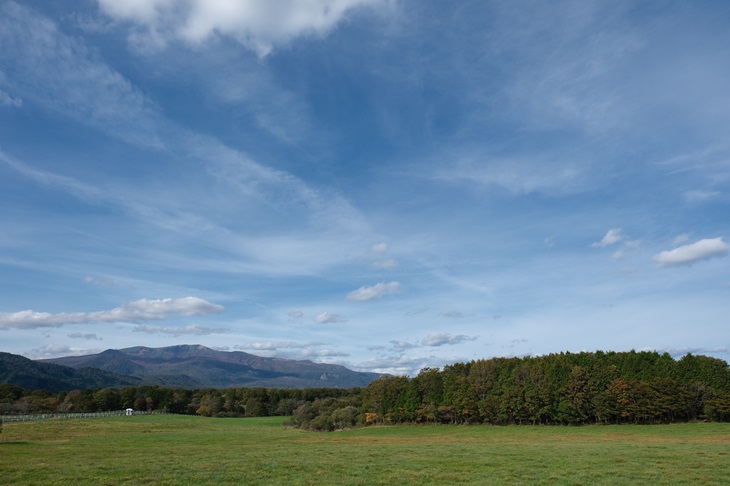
345, 351, 730, 429
0, 384, 359, 418
2, 351, 729, 431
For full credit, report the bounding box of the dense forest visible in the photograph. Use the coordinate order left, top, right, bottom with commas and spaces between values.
346, 351, 730, 428
2, 352, 729, 431
0, 384, 358, 418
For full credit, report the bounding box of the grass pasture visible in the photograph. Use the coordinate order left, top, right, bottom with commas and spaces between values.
1, 416, 728, 485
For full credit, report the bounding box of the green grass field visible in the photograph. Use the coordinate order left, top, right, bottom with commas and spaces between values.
1, 416, 728, 485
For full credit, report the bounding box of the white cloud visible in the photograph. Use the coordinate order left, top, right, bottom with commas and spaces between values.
96, 0, 390, 56
118, 297, 224, 318
0, 297, 224, 330
653, 237, 729, 267
287, 310, 304, 319
347, 281, 401, 301
592, 228, 623, 247
313, 312, 347, 324
133, 324, 228, 336
421, 332, 477, 347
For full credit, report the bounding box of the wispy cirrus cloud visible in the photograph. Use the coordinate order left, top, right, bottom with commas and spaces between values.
653, 237, 729, 267
0, 1, 163, 148
0, 3, 373, 278
0, 297, 224, 330
430, 150, 584, 195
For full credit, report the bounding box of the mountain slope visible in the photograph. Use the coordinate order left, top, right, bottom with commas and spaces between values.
39, 344, 382, 389
0, 352, 142, 393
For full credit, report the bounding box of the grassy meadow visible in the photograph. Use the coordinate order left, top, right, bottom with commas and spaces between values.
1, 415, 728, 485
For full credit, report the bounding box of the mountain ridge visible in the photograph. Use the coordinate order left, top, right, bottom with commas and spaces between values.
34, 344, 382, 389
0, 352, 142, 393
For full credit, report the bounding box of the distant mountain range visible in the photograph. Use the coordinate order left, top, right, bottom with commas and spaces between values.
0, 345, 382, 391
0, 352, 142, 393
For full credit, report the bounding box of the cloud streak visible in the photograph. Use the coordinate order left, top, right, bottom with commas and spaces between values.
0, 297, 224, 330
67, 332, 102, 341
133, 324, 228, 336
386, 333, 478, 354
313, 312, 347, 324
347, 281, 401, 301
235, 341, 327, 351
420, 332, 478, 347
27, 344, 102, 359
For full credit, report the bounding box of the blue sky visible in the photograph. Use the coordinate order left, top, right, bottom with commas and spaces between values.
1, 0, 729, 375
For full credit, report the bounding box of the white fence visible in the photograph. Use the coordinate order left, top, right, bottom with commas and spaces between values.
0, 410, 171, 423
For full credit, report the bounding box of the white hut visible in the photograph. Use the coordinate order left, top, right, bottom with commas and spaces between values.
125, 408, 134, 416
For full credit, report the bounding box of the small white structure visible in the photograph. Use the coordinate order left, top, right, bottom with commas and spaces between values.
125, 408, 134, 416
